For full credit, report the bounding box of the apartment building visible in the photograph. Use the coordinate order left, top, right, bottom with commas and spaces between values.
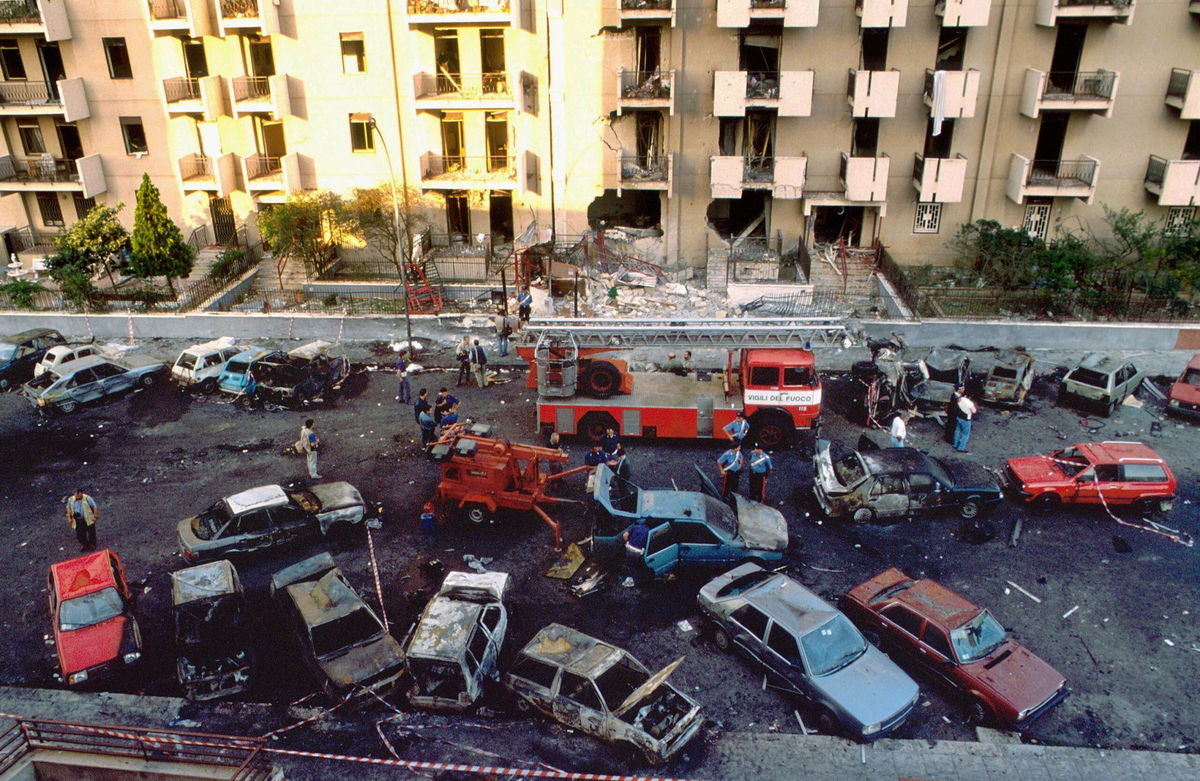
0, 0, 1195, 279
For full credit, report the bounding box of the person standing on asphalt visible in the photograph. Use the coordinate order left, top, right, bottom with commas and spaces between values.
609, 447, 632, 490
494, 308, 515, 357
434, 388, 457, 425
600, 426, 621, 457
413, 388, 430, 425
621, 518, 649, 586
954, 388, 978, 453
517, 286, 533, 325
395, 350, 411, 405
419, 407, 437, 447
717, 443, 744, 499
65, 488, 98, 551
455, 336, 473, 387
723, 410, 750, 445
300, 419, 320, 479
890, 411, 908, 448
748, 445, 773, 504
584, 444, 608, 468
546, 431, 567, 475
471, 340, 489, 388
945, 386, 963, 443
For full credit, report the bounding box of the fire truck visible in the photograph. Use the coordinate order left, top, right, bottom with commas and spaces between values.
515, 318, 848, 449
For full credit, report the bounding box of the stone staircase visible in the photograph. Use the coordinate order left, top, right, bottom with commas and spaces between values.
807, 243, 881, 310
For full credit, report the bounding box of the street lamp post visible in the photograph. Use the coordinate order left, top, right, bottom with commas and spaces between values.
368, 118, 414, 354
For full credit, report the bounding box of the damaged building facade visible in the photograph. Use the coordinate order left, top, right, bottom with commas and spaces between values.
1, 1, 1195, 286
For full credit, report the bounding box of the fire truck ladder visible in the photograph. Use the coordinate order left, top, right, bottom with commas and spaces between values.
520, 317, 850, 350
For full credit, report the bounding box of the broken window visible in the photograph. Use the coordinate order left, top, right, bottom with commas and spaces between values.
481, 29, 506, 93
434, 29, 460, 93
561, 672, 604, 711
440, 112, 465, 162
635, 26, 661, 75
766, 625, 802, 667
744, 111, 774, 179
635, 111, 662, 166
1184, 121, 1200, 161
510, 656, 556, 689
923, 118, 954, 159
485, 111, 509, 171
852, 118, 879, 158
882, 604, 923, 637
935, 27, 967, 71
718, 117, 739, 157
445, 191, 470, 237
731, 605, 769, 640
861, 29, 889, 71
740, 29, 781, 98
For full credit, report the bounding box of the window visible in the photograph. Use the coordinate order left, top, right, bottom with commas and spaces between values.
73, 195, 95, 220
766, 625, 802, 667
783, 366, 815, 387
0, 39, 25, 80
748, 366, 778, 386
509, 656, 557, 689
882, 604, 924, 637
1121, 463, 1168, 483
91, 363, 124, 379
914, 202, 942, 234
673, 521, 720, 545
120, 117, 148, 154
234, 510, 271, 535
730, 604, 769, 640
1166, 207, 1196, 236
36, 193, 64, 227
103, 38, 132, 79
645, 524, 676, 555
340, 33, 365, 74
1022, 202, 1051, 241
16, 118, 44, 155
67, 368, 98, 387
270, 504, 308, 526
908, 473, 935, 492
559, 672, 603, 711
923, 626, 953, 659
467, 624, 490, 664
349, 114, 374, 152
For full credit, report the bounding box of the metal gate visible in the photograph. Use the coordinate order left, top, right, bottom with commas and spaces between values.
209, 196, 236, 246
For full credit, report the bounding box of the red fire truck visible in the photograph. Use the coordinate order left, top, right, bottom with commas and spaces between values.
515, 318, 846, 449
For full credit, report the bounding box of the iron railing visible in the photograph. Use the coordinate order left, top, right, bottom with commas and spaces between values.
743, 155, 775, 183
750, 0, 787, 8
1026, 158, 1098, 187
1043, 70, 1116, 100
1144, 155, 1168, 188
917, 286, 1193, 323
163, 76, 200, 103
232, 75, 271, 102
876, 245, 920, 314
618, 154, 669, 182
421, 153, 516, 180
621, 0, 672, 9
406, 0, 510, 14
727, 234, 782, 266
220, 0, 259, 19
178, 154, 213, 181
619, 69, 672, 99
1057, 0, 1131, 7
147, 0, 187, 19
413, 71, 510, 100
745, 71, 780, 99
245, 153, 281, 180
1167, 68, 1192, 103
0, 81, 58, 105
174, 243, 259, 312
5, 226, 57, 253
0, 1, 39, 24
0, 156, 77, 184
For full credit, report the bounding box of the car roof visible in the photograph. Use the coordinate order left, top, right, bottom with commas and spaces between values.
407, 594, 488, 661
858, 447, 933, 475
741, 573, 840, 637
51, 550, 118, 600
53, 355, 119, 374
992, 349, 1033, 370
226, 485, 288, 514
44, 344, 92, 357
1186, 354, 1200, 371
743, 348, 814, 368
171, 560, 239, 605
892, 578, 980, 630
1078, 441, 1165, 464
1074, 353, 1122, 373
228, 348, 272, 361
519, 623, 624, 678
182, 337, 237, 354
4, 328, 60, 342
285, 567, 368, 625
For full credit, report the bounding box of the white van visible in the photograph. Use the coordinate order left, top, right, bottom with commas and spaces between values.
35, 344, 103, 377
172, 338, 240, 392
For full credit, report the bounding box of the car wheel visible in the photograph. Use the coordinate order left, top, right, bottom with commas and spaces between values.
750, 412, 793, 450
514, 697, 534, 714
712, 627, 734, 653
967, 698, 991, 726
57, 400, 77, 414
139, 373, 156, 388
959, 499, 981, 520
464, 503, 493, 525
1030, 493, 1060, 514
851, 506, 876, 524
198, 377, 218, 394
814, 708, 841, 736
0, 378, 8, 391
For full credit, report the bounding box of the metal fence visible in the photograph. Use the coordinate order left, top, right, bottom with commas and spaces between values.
0, 1, 39, 23
0, 80, 57, 105
163, 76, 200, 103
148, 0, 187, 19
232, 75, 270, 103
916, 286, 1196, 322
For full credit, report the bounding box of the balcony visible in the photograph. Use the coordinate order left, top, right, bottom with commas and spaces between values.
857, 0, 907, 27
216, 0, 279, 36
1165, 69, 1200, 120
1021, 69, 1118, 118
419, 153, 517, 190
241, 152, 301, 195
406, 0, 520, 26
617, 68, 674, 115
924, 69, 980, 119
713, 70, 813, 117
716, 0, 819, 28
847, 69, 900, 118
1144, 157, 1200, 207
617, 153, 672, 194
231, 74, 291, 119
912, 153, 968, 203
1007, 154, 1100, 203
0, 153, 105, 197
413, 72, 515, 110
1035, 0, 1135, 26
178, 152, 236, 196
145, 0, 211, 37
0, 77, 87, 120
840, 153, 890, 202
934, 0, 991, 26
163, 75, 226, 120
709, 154, 806, 199
619, 0, 675, 25
0, 0, 69, 41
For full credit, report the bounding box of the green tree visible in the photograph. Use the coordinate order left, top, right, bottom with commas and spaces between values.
949, 219, 1045, 288
0, 278, 46, 310
52, 203, 129, 288
130, 173, 194, 295
258, 190, 350, 283
345, 183, 428, 278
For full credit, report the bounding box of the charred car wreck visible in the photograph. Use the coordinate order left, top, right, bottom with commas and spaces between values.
171, 560, 251, 701
853, 347, 970, 427
252, 341, 351, 407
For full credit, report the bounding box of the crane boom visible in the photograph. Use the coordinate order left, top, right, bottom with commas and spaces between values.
518, 317, 849, 350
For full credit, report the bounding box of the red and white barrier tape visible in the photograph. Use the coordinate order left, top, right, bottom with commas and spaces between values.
126, 311, 135, 346
364, 523, 389, 631
260, 688, 357, 739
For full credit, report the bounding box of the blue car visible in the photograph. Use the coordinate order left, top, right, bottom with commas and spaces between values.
217, 348, 275, 396
589, 464, 789, 577
21, 354, 166, 414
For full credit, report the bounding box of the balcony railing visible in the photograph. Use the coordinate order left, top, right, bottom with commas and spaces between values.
619, 69, 672, 100
406, 0, 510, 13
743, 155, 775, 183
220, 0, 259, 19
1145, 155, 1168, 189
1043, 70, 1117, 100
621, 0, 671, 7
413, 72, 510, 101
178, 154, 213, 181
1026, 158, 1098, 187
422, 154, 515, 180
1037, 0, 1134, 24
0, 1, 39, 24
745, 71, 780, 99
0, 81, 58, 106
148, 0, 186, 19
751, 0, 785, 7
619, 154, 669, 183
0, 156, 78, 184
245, 153, 281, 181
1167, 68, 1192, 103
232, 75, 270, 102
1057, 0, 1124, 6
163, 76, 200, 103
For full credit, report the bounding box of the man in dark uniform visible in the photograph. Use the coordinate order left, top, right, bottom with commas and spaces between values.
717, 443, 744, 499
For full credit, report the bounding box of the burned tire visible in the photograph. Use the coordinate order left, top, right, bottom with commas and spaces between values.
463, 503, 493, 525
959, 498, 982, 520
56, 400, 78, 415
577, 411, 618, 443
967, 698, 991, 726
1030, 493, 1060, 515
582, 361, 621, 399
851, 506, 876, 524
750, 412, 793, 450
198, 377, 218, 394
139, 373, 157, 388
712, 626, 734, 653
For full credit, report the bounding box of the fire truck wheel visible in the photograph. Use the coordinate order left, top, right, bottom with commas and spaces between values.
582, 361, 621, 399
579, 412, 618, 443
750, 413, 793, 450
463, 503, 494, 525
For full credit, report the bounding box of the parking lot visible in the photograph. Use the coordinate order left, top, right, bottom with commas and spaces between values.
0, 333, 1197, 774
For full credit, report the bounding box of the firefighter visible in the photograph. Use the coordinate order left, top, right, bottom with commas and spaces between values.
601, 427, 621, 457
723, 410, 750, 444
748, 444, 774, 503
717, 443, 744, 499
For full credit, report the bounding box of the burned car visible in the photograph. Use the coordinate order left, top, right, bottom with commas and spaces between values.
171, 560, 251, 701
814, 439, 1002, 522
504, 623, 704, 765
1059, 353, 1145, 417
1166, 353, 1200, 421
841, 568, 1069, 729
698, 563, 918, 740
270, 552, 405, 701
856, 347, 970, 425
588, 464, 788, 578
403, 571, 509, 712
0, 328, 67, 390
253, 341, 350, 406
21, 355, 167, 414
980, 349, 1035, 407
177, 482, 367, 563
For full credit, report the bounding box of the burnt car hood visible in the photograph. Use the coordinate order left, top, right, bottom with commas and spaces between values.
59, 616, 133, 675
1006, 455, 1065, 486
964, 640, 1066, 715
310, 482, 364, 513
732, 495, 789, 551
319, 634, 405, 689
939, 459, 1001, 492
810, 644, 918, 729
1169, 380, 1200, 405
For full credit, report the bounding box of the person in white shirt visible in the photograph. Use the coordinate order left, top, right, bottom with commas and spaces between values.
953, 389, 978, 453
889, 411, 908, 448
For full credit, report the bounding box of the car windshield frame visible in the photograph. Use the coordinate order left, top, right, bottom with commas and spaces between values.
1050, 447, 1089, 478
949, 609, 1007, 663
224, 360, 250, 376
310, 606, 385, 659
1182, 368, 1200, 387
701, 494, 737, 537
59, 586, 125, 631
192, 501, 233, 541
1067, 367, 1110, 389
833, 451, 868, 487
0, 343, 17, 361
990, 366, 1019, 380
176, 353, 198, 370
800, 614, 868, 677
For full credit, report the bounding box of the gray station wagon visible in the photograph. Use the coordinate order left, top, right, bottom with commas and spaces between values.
1060, 353, 1145, 417
21, 355, 166, 414
698, 563, 918, 740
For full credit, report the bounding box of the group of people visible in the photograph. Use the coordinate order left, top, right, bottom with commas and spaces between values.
715, 411, 774, 504
584, 426, 631, 486
413, 387, 464, 445
886, 384, 978, 452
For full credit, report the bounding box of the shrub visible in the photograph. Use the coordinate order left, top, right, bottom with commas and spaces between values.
0, 278, 46, 310
207, 247, 247, 281
58, 268, 106, 311
124, 286, 172, 312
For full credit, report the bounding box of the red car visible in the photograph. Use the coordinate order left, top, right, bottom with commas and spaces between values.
841, 569, 1069, 729
1167, 353, 1200, 421
1005, 441, 1176, 514
47, 550, 142, 687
